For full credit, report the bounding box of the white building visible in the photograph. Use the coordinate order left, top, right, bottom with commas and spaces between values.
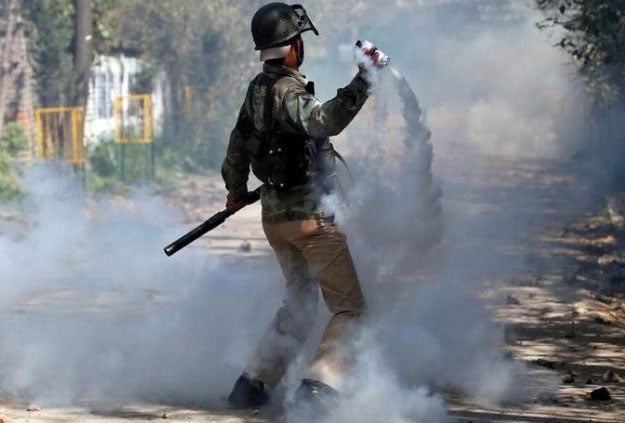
84, 55, 163, 143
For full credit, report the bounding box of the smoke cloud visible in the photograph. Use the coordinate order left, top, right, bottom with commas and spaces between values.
0, 165, 284, 406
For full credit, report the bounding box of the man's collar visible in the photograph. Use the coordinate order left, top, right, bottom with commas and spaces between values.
263, 63, 307, 81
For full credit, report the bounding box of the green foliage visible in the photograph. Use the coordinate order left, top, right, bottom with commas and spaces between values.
92, 0, 117, 51
23, 0, 76, 107
23, 0, 118, 107
0, 123, 28, 155
84, 140, 161, 194
0, 151, 22, 202
537, 1, 625, 105
88, 141, 117, 178
115, 143, 153, 182
0, 123, 27, 203
85, 169, 123, 195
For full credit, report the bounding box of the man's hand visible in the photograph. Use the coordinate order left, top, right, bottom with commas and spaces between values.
355, 40, 390, 69
354, 40, 389, 91
226, 193, 248, 212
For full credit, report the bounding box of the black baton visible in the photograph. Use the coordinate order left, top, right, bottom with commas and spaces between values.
163, 188, 261, 256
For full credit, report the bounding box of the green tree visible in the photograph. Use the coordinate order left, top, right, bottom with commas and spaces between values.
537, 0, 625, 105
22, 0, 75, 107
73, 0, 93, 111
22, 0, 116, 107
0, 122, 27, 202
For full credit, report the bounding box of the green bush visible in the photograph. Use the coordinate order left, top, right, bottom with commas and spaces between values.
85, 140, 158, 195
0, 151, 22, 202
88, 141, 117, 178
0, 123, 27, 203
0, 123, 28, 155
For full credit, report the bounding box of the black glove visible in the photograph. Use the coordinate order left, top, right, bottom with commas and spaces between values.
225, 193, 248, 211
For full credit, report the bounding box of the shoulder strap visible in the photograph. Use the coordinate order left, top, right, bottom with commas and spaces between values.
261, 74, 279, 134
236, 77, 261, 140
244, 74, 262, 127
246, 73, 280, 136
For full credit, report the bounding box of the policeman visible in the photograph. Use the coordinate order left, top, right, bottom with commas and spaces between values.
222, 2, 386, 410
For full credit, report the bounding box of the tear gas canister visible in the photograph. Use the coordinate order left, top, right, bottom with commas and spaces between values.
355, 40, 390, 68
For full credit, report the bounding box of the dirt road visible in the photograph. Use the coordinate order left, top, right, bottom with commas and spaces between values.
439, 156, 625, 422
1, 155, 624, 422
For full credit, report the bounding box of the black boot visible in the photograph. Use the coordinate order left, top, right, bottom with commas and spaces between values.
227, 373, 270, 409
292, 378, 339, 415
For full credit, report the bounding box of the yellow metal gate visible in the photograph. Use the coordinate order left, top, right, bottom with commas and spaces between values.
34, 107, 85, 164
113, 94, 153, 144
113, 94, 155, 180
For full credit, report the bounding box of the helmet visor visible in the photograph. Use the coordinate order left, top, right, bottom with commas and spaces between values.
291, 4, 319, 36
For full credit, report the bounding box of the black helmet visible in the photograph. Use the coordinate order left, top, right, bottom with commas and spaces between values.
251, 3, 319, 51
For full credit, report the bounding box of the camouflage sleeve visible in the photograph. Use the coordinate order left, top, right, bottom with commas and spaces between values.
221, 106, 251, 198
280, 73, 370, 140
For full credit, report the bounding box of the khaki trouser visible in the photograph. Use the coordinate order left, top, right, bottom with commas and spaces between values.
246, 218, 366, 390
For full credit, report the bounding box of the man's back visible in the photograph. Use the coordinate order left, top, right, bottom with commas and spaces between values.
222, 63, 370, 222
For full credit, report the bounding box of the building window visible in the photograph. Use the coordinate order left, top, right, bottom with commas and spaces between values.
94, 72, 113, 119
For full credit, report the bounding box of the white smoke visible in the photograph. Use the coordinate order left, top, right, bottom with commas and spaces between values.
431, 18, 583, 158
0, 165, 283, 406
286, 332, 451, 423
420, 6, 585, 158
311, 2, 586, 159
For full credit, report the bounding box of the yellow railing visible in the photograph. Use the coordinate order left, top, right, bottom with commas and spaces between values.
34, 107, 85, 164
113, 94, 153, 144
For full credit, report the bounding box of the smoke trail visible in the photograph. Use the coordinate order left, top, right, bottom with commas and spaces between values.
309, 63, 526, 422
326, 65, 443, 276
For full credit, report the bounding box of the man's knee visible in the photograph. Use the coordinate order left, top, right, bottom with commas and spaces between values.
334, 301, 366, 320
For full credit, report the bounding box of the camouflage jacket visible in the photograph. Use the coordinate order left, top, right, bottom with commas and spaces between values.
221, 64, 369, 222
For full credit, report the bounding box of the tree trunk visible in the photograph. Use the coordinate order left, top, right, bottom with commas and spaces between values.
73, 0, 92, 110
0, 0, 17, 139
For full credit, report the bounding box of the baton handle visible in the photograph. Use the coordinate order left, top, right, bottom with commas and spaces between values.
163, 188, 261, 257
